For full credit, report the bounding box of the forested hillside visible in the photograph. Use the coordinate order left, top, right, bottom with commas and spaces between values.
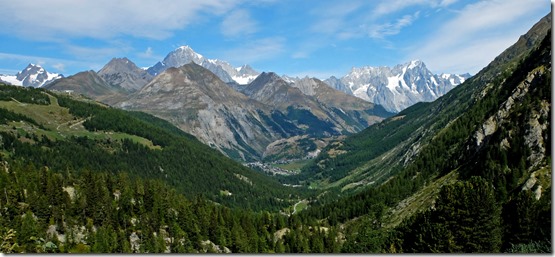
0, 12, 551, 254
0, 85, 340, 253
0, 85, 308, 212
291, 14, 552, 253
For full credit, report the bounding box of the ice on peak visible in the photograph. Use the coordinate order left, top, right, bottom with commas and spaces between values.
407, 60, 422, 70
178, 45, 193, 51
176, 45, 203, 59
25, 63, 42, 71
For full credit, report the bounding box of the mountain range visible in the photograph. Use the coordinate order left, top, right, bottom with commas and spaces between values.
324, 60, 471, 112
117, 63, 390, 161
6, 44, 466, 162
0, 63, 63, 87
2, 45, 468, 115
147, 45, 259, 84
0, 11, 550, 254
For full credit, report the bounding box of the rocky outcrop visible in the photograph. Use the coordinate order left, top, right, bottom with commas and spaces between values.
200, 240, 232, 253
473, 68, 542, 147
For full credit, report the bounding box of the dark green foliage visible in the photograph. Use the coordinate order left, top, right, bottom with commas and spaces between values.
269, 110, 304, 136
0, 84, 50, 105
364, 104, 394, 118
502, 189, 552, 251
330, 107, 364, 129
0, 108, 41, 127
0, 17, 550, 255
395, 177, 502, 253
0, 87, 302, 212
0, 160, 336, 253
295, 27, 552, 254
286, 106, 338, 136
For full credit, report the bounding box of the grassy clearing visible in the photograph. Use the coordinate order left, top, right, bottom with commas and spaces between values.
293, 200, 309, 214
0, 97, 161, 150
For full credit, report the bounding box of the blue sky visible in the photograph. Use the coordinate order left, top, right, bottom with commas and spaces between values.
0, 0, 550, 78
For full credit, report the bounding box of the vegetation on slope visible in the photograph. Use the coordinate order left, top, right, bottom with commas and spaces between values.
0, 84, 302, 212
294, 20, 552, 253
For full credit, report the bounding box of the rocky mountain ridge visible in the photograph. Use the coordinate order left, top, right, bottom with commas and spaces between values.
0, 63, 63, 87
324, 60, 470, 112
98, 57, 153, 91
118, 63, 392, 161
147, 45, 260, 84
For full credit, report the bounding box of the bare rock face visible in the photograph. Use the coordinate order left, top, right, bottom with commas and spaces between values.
129, 232, 140, 253
44, 70, 129, 105
120, 63, 392, 161
474, 69, 541, 148
200, 240, 231, 253
98, 57, 153, 91
119, 63, 280, 161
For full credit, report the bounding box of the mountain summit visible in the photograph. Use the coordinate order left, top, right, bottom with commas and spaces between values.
98, 57, 153, 91
325, 60, 470, 112
0, 63, 63, 87
119, 63, 392, 161
147, 45, 260, 84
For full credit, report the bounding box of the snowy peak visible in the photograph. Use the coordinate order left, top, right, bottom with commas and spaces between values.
166, 45, 204, 67
406, 59, 425, 70
237, 64, 257, 76
0, 63, 63, 87
324, 60, 470, 113
146, 45, 204, 76
147, 45, 260, 84
440, 73, 471, 86
232, 64, 259, 85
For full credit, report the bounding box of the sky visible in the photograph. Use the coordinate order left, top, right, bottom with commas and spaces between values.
0, 0, 550, 79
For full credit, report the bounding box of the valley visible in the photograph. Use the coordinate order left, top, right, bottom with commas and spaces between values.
0, 10, 551, 254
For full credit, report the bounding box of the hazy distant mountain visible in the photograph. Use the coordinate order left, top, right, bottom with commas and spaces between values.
0, 63, 63, 87
324, 60, 470, 113
147, 45, 260, 84
97, 57, 153, 91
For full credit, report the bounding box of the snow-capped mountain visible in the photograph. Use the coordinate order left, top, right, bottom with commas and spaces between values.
0, 64, 63, 87
324, 60, 471, 113
233, 64, 259, 85
147, 45, 260, 84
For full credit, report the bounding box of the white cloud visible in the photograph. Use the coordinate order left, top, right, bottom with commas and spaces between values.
52, 63, 66, 72
308, 1, 364, 35
1, 0, 242, 40
65, 45, 126, 61
372, 0, 457, 17
220, 9, 258, 38
221, 37, 285, 65
0, 52, 99, 74
409, 0, 549, 74
144, 47, 154, 58
368, 11, 420, 39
